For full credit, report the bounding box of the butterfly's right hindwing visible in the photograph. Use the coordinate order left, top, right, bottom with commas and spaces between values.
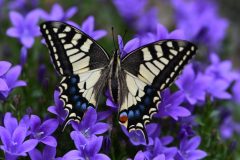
40, 21, 109, 76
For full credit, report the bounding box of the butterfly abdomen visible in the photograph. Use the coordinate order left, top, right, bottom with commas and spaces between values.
108, 51, 121, 103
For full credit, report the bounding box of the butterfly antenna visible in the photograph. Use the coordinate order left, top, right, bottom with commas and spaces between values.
111, 27, 117, 51
122, 29, 128, 44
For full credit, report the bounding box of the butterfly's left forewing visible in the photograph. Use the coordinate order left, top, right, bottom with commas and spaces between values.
120, 40, 197, 143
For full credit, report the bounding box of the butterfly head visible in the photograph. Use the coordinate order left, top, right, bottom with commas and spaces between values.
112, 49, 121, 64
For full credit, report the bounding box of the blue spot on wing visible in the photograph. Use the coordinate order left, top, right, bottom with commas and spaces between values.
60, 75, 96, 122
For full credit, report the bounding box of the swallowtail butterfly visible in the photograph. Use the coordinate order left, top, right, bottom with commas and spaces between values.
40, 21, 197, 143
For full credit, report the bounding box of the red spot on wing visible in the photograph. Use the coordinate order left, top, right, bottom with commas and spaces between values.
119, 114, 128, 123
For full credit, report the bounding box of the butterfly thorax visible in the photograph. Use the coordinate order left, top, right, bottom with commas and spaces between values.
108, 50, 121, 103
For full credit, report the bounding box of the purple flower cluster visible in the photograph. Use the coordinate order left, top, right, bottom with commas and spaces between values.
113, 0, 158, 33
39, 3, 77, 22
0, 61, 26, 101
176, 52, 238, 105
47, 90, 110, 159
171, 0, 228, 49
68, 16, 107, 40
6, 3, 106, 57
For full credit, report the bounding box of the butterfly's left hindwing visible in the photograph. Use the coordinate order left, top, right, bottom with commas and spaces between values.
40, 21, 110, 124
119, 40, 197, 142
59, 69, 108, 123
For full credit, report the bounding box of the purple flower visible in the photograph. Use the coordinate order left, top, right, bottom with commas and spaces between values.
171, 0, 228, 49
29, 115, 59, 147
68, 16, 107, 40
81, 16, 107, 40
6, 10, 41, 48
176, 136, 207, 160
150, 137, 178, 160
0, 61, 26, 101
135, 8, 159, 33
0, 113, 38, 159
220, 116, 240, 139
118, 23, 184, 58
8, 0, 39, 12
207, 79, 231, 100
205, 53, 237, 100
48, 90, 68, 124
176, 64, 212, 105
113, 0, 158, 33
122, 123, 160, 146
156, 89, 191, 120
62, 132, 110, 160
71, 107, 109, 138
178, 116, 197, 139
133, 150, 150, 160
113, 0, 147, 21
206, 53, 238, 84
39, 3, 77, 21
232, 80, 240, 104
118, 35, 140, 58
138, 23, 185, 46
29, 146, 57, 160
132, 136, 177, 160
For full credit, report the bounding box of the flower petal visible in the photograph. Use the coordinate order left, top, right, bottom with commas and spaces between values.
90, 122, 109, 135
12, 126, 27, 144
30, 115, 41, 132
26, 10, 40, 25
187, 150, 207, 160
185, 136, 201, 151
40, 136, 57, 147
17, 139, 38, 154
12, 80, 27, 88
6, 28, 20, 38
4, 112, 18, 135
65, 7, 78, 19
0, 126, 11, 148
0, 78, 9, 91
5, 65, 22, 88
85, 136, 103, 156
70, 131, 87, 150
43, 146, 56, 159
81, 16, 94, 33
9, 11, 23, 27
94, 153, 111, 160
20, 36, 35, 48
29, 148, 42, 160
40, 118, 59, 136
80, 107, 97, 129
92, 30, 107, 40
153, 154, 165, 160
63, 150, 82, 160
0, 61, 11, 76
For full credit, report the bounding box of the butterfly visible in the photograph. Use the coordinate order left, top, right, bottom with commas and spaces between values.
40, 21, 197, 144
